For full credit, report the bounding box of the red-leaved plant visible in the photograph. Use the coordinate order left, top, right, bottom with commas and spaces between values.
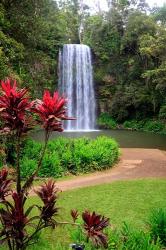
0, 79, 110, 250
0, 79, 73, 250
0, 169, 12, 201
0, 79, 32, 135
35, 180, 59, 226
70, 209, 110, 249
82, 210, 110, 248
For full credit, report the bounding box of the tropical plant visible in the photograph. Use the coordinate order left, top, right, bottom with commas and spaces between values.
70, 209, 110, 249
0, 168, 12, 200
0, 79, 110, 250
148, 208, 166, 247
19, 136, 119, 177
82, 210, 110, 248
0, 79, 73, 249
98, 113, 117, 129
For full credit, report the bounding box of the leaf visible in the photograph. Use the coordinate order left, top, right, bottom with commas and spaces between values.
25, 205, 36, 217
27, 216, 41, 224
0, 237, 8, 245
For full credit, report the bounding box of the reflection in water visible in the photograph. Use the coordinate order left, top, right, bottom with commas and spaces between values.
31, 130, 166, 150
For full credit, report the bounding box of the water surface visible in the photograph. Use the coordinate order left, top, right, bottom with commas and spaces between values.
31, 130, 166, 150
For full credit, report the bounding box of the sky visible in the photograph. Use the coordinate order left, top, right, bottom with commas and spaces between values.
83, 0, 166, 11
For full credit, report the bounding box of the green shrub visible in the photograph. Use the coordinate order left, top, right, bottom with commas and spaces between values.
123, 119, 166, 134
40, 152, 63, 178
123, 120, 146, 130
159, 105, 166, 120
118, 223, 161, 250
107, 223, 161, 250
99, 115, 166, 134
107, 228, 161, 250
0, 144, 4, 168
123, 120, 137, 130
143, 120, 165, 133
20, 157, 37, 178
68, 136, 119, 174
0, 154, 3, 168
21, 146, 63, 179
5, 138, 16, 165
148, 208, 166, 246
20, 136, 119, 178
22, 139, 42, 160
98, 113, 118, 129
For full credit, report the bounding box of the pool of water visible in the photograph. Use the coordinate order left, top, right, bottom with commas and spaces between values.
31, 129, 166, 150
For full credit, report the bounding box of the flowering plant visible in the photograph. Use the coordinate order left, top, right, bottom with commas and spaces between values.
0, 79, 74, 250
0, 79, 109, 250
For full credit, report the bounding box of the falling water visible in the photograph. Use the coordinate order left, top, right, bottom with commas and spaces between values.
58, 44, 96, 131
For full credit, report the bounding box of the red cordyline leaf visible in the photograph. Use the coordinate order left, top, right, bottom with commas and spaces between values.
82, 210, 110, 248
11, 192, 27, 226
32, 90, 75, 132
0, 79, 33, 134
0, 192, 28, 241
71, 209, 79, 223
35, 180, 59, 224
0, 169, 12, 201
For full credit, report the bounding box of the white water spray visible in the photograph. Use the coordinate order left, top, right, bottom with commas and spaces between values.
58, 44, 96, 131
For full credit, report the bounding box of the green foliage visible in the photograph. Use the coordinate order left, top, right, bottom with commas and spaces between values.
148, 208, 166, 246
0, 136, 5, 168
0, 149, 4, 168
159, 105, 166, 120
40, 152, 63, 178
0, 0, 74, 96
0, 179, 163, 250
123, 119, 166, 134
143, 120, 165, 133
25, 224, 163, 250
0, 30, 24, 80
83, 1, 166, 122
21, 150, 63, 179
118, 223, 161, 250
98, 113, 118, 129
21, 139, 42, 160
1, 0, 166, 122
68, 222, 162, 250
153, 4, 166, 25
20, 158, 37, 178
123, 120, 145, 130
108, 226, 161, 250
97, 113, 166, 134
69, 218, 86, 246
20, 137, 119, 178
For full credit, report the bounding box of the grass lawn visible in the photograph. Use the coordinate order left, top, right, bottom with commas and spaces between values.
22, 178, 166, 250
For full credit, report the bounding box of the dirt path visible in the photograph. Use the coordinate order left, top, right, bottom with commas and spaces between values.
32, 148, 166, 193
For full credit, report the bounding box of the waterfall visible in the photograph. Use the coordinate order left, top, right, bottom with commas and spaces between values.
58, 44, 96, 131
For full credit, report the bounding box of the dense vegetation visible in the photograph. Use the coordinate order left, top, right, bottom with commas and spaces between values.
0, 80, 118, 250
4, 136, 119, 178
98, 113, 166, 134
0, 0, 166, 125
84, 2, 166, 123
0, 78, 165, 248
